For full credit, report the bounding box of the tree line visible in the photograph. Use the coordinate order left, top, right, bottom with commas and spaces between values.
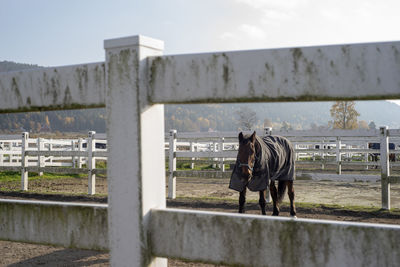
237, 101, 376, 131
0, 109, 106, 134
0, 101, 376, 134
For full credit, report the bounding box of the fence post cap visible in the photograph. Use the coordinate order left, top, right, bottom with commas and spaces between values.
170, 129, 177, 137
104, 35, 164, 51
264, 127, 272, 135
379, 126, 388, 135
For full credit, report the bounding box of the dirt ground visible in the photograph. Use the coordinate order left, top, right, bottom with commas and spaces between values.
0, 175, 400, 266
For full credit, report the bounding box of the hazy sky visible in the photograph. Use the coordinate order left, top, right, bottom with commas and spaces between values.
1, 0, 400, 68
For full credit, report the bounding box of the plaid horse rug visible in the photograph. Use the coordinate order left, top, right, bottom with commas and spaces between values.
229, 134, 295, 192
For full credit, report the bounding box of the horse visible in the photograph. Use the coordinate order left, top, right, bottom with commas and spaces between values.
229, 131, 296, 217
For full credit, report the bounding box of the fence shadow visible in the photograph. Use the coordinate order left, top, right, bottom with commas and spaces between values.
0, 191, 107, 203
7, 248, 109, 267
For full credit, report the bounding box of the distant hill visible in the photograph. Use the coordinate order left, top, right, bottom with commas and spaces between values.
165, 100, 400, 131
356, 101, 400, 128
1, 61, 400, 133
0, 60, 42, 72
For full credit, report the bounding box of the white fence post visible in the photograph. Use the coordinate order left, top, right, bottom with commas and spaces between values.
380, 126, 390, 210
220, 137, 225, 172
105, 35, 166, 266
169, 129, 177, 199
321, 139, 325, 170
37, 138, 44, 176
48, 141, 53, 165
294, 144, 299, 161
212, 141, 217, 168
88, 131, 96, 195
190, 141, 195, 169
264, 127, 272, 135
21, 132, 29, 191
0, 144, 3, 166
336, 137, 342, 175
78, 138, 83, 168
365, 142, 369, 170
71, 139, 76, 168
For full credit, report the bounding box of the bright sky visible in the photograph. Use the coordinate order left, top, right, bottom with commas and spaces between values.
1, 0, 400, 68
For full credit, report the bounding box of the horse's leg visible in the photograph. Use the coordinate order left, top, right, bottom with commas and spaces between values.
239, 188, 247, 213
287, 181, 296, 217
269, 180, 279, 216
259, 190, 266, 215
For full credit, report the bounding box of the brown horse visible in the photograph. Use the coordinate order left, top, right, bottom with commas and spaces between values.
229, 131, 296, 217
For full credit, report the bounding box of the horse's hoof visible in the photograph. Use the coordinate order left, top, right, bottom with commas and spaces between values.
291, 215, 297, 219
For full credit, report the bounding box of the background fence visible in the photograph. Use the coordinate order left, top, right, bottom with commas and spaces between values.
166, 127, 400, 209
0, 131, 107, 195
2, 126, 399, 207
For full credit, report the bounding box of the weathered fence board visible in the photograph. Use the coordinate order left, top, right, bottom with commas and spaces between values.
150, 208, 400, 267
148, 42, 400, 104
0, 199, 108, 250
0, 62, 106, 112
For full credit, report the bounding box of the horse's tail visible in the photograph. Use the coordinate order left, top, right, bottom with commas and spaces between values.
277, 180, 287, 203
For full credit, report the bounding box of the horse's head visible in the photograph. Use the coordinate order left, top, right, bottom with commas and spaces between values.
237, 131, 256, 180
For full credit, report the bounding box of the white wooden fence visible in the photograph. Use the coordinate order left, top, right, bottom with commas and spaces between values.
166, 128, 400, 209
0, 131, 107, 195
1, 35, 400, 266
166, 127, 385, 175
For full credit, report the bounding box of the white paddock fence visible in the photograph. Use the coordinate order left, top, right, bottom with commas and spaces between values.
0, 131, 107, 195
1, 35, 400, 266
166, 128, 400, 209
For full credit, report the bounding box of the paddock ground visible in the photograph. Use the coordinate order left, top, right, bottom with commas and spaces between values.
0, 174, 400, 266
1, 174, 399, 209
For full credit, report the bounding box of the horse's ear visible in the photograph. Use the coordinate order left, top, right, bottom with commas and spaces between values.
250, 131, 256, 143
238, 132, 244, 143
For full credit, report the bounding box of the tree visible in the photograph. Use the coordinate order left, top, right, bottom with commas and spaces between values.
358, 120, 369, 129
330, 101, 360, 129
280, 121, 292, 131
196, 117, 210, 131
310, 122, 319, 130
235, 106, 257, 130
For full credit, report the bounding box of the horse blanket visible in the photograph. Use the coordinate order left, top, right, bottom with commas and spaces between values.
229, 135, 295, 192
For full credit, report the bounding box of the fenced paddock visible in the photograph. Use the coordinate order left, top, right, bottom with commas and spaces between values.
1, 35, 400, 266
0, 132, 107, 195
166, 128, 400, 209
